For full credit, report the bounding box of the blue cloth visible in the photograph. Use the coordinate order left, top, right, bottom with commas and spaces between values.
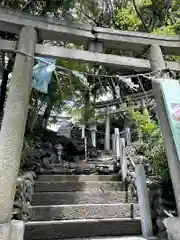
32, 57, 56, 93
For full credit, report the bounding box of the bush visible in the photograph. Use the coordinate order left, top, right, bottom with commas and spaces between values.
146, 138, 170, 180
128, 109, 170, 180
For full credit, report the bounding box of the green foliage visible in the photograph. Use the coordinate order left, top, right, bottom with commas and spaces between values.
129, 108, 161, 141
115, 7, 141, 31
0, 0, 75, 15
115, 0, 180, 36
147, 138, 169, 179
129, 108, 170, 180
56, 58, 99, 123
153, 25, 176, 36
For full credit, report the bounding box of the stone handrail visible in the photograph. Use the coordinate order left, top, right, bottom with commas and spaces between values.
114, 128, 153, 238
124, 146, 176, 238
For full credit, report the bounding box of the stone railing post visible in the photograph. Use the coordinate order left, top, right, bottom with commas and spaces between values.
84, 137, 88, 161
0, 26, 37, 229
81, 124, 85, 139
112, 133, 116, 152
11, 220, 25, 240
105, 106, 110, 151
124, 127, 131, 146
135, 164, 153, 238
120, 138, 127, 184
115, 128, 120, 163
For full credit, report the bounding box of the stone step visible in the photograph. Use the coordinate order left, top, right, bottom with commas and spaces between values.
40, 167, 114, 175
67, 238, 164, 240
66, 237, 157, 240
29, 203, 140, 221
71, 156, 115, 163
49, 162, 115, 169
37, 174, 121, 182
73, 155, 116, 163
34, 181, 123, 192
40, 168, 75, 175
87, 157, 115, 162
28, 237, 161, 240
24, 218, 141, 239
32, 191, 130, 205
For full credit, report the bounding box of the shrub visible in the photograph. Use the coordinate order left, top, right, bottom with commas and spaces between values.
128, 109, 170, 180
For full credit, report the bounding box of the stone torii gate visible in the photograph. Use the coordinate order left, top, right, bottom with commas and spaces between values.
94, 90, 154, 151
0, 7, 180, 239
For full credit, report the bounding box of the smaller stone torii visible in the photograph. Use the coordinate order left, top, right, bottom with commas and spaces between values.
96, 99, 151, 152
93, 89, 154, 109
0, 7, 180, 239
94, 90, 153, 151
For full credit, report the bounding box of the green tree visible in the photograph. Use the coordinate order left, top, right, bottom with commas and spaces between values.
0, 0, 76, 115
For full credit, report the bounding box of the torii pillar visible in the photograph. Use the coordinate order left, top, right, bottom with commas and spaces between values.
0, 26, 36, 238
148, 45, 180, 220
89, 122, 97, 148
88, 41, 103, 150
140, 98, 150, 121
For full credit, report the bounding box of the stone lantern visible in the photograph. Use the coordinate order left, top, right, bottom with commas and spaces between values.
56, 144, 63, 165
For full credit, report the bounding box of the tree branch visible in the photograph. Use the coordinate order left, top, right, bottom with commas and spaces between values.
0, 55, 15, 114
41, 0, 51, 16
132, 0, 150, 32
75, 5, 100, 26
21, 0, 34, 11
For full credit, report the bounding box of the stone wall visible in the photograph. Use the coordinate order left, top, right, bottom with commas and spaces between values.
13, 171, 36, 221
149, 180, 177, 238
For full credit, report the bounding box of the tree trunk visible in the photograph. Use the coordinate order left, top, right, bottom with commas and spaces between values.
27, 97, 39, 132
42, 102, 53, 128
109, 83, 120, 109
83, 91, 91, 123
0, 55, 15, 114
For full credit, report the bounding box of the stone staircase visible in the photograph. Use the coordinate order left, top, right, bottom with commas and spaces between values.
24, 157, 142, 239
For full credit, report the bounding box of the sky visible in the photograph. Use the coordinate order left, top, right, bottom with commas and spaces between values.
48, 91, 113, 132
